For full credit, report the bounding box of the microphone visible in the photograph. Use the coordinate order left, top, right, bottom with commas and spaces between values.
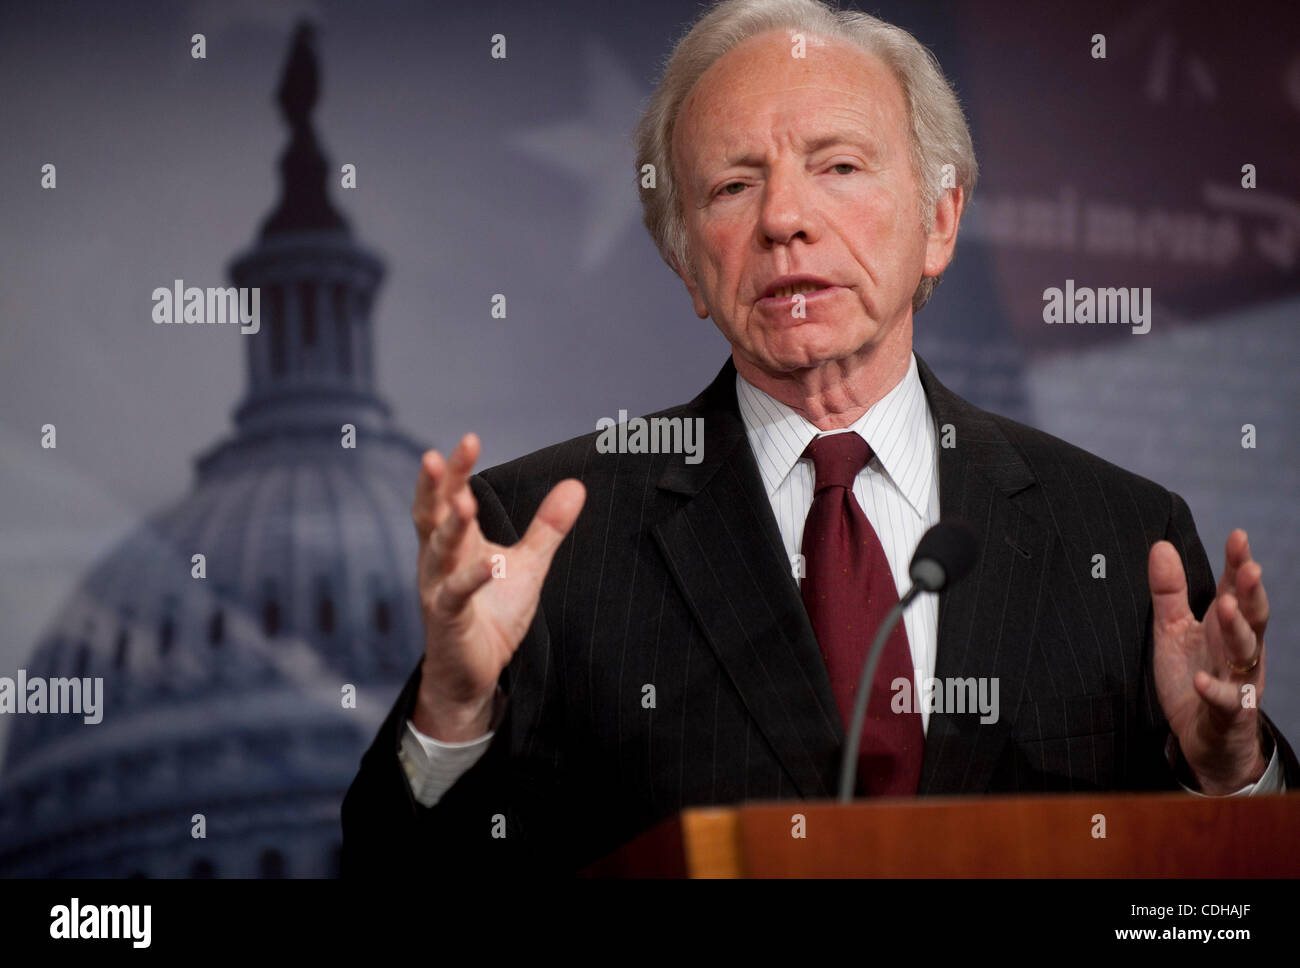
837, 521, 978, 801
908, 520, 978, 593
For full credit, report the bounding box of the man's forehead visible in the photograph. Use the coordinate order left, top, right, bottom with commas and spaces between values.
686, 32, 896, 106
678, 41, 903, 140
704, 124, 890, 170
675, 61, 904, 175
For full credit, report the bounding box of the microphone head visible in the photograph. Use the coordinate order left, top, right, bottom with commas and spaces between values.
909, 522, 978, 592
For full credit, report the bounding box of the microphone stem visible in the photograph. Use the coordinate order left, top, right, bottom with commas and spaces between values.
837, 583, 922, 802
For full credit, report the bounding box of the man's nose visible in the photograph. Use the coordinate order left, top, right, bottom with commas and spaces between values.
757, 166, 817, 247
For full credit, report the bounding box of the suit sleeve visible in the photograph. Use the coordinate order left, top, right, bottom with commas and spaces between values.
340, 472, 578, 876
1136, 491, 1300, 791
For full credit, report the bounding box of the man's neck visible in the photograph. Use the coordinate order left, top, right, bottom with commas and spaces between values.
734, 327, 913, 431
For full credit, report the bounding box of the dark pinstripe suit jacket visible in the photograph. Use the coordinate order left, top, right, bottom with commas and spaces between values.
342, 354, 1298, 875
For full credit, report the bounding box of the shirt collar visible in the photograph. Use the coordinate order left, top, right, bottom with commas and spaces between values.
735, 352, 935, 517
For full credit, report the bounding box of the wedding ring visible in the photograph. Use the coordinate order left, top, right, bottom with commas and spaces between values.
1228, 649, 1261, 675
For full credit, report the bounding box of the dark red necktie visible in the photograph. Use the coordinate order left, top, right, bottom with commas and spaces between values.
799, 433, 923, 796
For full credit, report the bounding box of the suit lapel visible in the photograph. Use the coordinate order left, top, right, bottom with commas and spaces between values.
914, 355, 1051, 795
651, 358, 842, 799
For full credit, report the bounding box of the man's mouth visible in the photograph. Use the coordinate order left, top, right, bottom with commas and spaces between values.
768, 282, 829, 299
758, 275, 838, 302
757, 284, 841, 309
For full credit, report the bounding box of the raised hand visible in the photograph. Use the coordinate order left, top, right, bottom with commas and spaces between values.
1150, 529, 1270, 794
410, 433, 585, 741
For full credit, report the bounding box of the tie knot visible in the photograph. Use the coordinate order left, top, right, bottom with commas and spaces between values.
803, 433, 872, 492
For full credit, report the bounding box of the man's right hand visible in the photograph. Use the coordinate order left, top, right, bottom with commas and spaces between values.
410, 433, 585, 742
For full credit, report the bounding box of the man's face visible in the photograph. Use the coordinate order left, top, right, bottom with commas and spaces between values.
671, 30, 950, 378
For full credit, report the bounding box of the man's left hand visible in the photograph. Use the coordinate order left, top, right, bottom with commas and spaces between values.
1150, 529, 1270, 794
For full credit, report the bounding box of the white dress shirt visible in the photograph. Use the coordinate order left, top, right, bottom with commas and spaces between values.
736, 351, 941, 733
399, 352, 1281, 805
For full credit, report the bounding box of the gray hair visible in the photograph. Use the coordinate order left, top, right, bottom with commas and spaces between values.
634, 0, 978, 313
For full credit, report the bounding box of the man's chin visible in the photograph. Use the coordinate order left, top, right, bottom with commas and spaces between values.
760, 335, 872, 372
738, 344, 862, 378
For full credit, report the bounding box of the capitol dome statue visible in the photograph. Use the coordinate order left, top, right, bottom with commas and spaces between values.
0, 23, 427, 877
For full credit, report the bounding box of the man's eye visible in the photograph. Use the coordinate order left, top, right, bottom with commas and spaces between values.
830, 163, 857, 174
718, 182, 746, 196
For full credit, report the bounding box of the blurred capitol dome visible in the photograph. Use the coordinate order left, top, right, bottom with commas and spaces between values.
0, 23, 426, 877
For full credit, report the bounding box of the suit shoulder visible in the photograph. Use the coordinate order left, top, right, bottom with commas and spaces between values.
984, 409, 1175, 514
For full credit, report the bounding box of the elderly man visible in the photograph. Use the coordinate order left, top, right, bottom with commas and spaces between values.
342, 0, 1294, 875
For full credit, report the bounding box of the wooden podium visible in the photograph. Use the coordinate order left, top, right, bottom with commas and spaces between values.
581, 792, 1300, 877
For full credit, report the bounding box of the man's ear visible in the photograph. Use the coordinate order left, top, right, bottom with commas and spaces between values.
670, 254, 710, 320
922, 186, 964, 279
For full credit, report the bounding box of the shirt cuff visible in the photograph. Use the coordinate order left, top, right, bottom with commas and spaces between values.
398, 686, 507, 807
1169, 723, 1287, 797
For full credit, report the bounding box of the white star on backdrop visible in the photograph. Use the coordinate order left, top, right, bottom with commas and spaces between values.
504, 37, 648, 273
